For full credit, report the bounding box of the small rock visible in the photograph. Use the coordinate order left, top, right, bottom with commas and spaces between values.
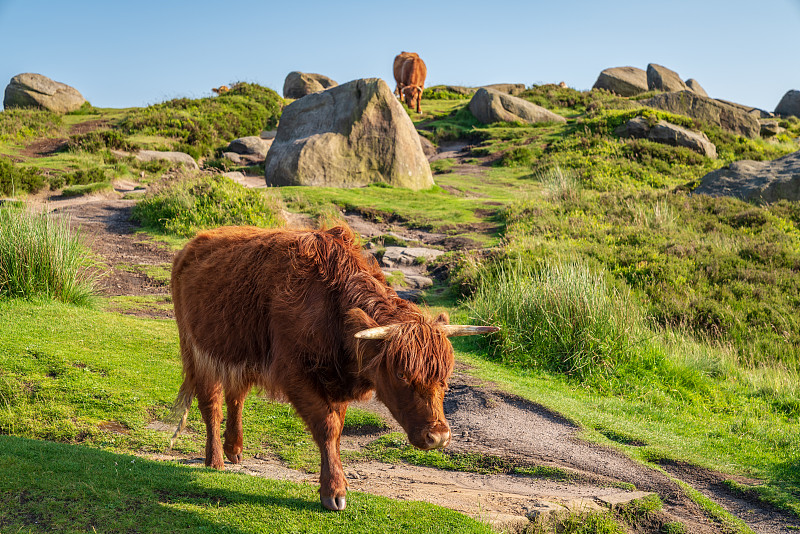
227, 136, 272, 158
760, 121, 784, 138
685, 78, 708, 97
135, 150, 198, 170
283, 71, 338, 99
381, 246, 444, 268
222, 152, 243, 165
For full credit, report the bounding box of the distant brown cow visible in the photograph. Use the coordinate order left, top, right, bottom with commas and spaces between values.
169, 226, 497, 511
211, 85, 229, 95
393, 52, 427, 113
393, 51, 418, 97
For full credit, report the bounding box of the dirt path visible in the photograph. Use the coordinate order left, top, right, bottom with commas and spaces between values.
31, 168, 800, 533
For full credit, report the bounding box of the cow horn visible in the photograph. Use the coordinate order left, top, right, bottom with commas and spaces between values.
354, 325, 398, 340
442, 325, 500, 337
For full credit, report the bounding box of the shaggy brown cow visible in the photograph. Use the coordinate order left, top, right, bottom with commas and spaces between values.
393, 52, 427, 113
169, 225, 497, 511
392, 51, 418, 97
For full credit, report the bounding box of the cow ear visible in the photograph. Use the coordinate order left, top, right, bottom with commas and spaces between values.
434, 311, 450, 325
347, 308, 379, 332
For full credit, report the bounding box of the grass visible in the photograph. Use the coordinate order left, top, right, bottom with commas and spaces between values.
0, 206, 99, 304
132, 173, 286, 237
0, 435, 491, 534
467, 258, 644, 383
0, 108, 64, 142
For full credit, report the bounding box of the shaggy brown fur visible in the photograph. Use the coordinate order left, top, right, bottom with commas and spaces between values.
392, 51, 418, 97
396, 53, 427, 113
170, 225, 454, 511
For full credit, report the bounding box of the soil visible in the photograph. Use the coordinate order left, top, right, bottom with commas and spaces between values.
23, 135, 800, 533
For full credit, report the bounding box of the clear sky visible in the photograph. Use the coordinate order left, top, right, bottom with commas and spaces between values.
1, 0, 798, 112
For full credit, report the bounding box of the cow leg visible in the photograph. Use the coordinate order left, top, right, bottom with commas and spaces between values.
290, 393, 349, 511
223, 384, 250, 464
196, 378, 225, 469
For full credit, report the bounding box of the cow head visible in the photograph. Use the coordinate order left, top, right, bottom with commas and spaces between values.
350, 309, 498, 450
402, 86, 422, 113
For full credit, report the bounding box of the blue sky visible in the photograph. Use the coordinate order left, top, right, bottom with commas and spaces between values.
1, 0, 798, 111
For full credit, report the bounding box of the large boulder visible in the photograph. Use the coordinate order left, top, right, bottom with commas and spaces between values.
685, 79, 708, 97
4, 73, 86, 113
264, 78, 433, 190
647, 64, 687, 93
592, 67, 648, 97
775, 90, 800, 118
642, 91, 761, 138
694, 150, 800, 202
616, 117, 717, 158
282, 71, 337, 99
481, 83, 526, 96
468, 88, 566, 125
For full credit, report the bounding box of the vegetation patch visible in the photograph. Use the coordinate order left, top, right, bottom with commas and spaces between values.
131, 173, 285, 237
0, 157, 47, 196
0, 206, 99, 305
0, 108, 64, 142
118, 83, 283, 158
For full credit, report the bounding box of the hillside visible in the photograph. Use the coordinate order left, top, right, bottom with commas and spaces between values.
1, 82, 800, 534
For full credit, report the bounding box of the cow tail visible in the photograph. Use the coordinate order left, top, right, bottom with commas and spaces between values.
168, 378, 194, 450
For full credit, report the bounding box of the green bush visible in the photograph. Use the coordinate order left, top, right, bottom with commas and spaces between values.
119, 82, 283, 158
131, 173, 285, 236
0, 158, 47, 196
0, 206, 99, 304
467, 258, 644, 381
68, 130, 136, 153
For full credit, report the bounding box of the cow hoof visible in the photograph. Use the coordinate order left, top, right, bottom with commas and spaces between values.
225, 451, 242, 464
321, 496, 347, 511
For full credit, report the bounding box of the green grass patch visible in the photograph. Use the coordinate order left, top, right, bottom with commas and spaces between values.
0, 435, 491, 534
60, 181, 114, 197
132, 173, 285, 237
0, 206, 99, 304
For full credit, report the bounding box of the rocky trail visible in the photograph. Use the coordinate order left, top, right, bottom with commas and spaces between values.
30, 149, 799, 533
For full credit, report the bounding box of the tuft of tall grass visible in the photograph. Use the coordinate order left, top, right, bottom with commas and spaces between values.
0, 206, 99, 305
536, 165, 583, 203
468, 258, 643, 382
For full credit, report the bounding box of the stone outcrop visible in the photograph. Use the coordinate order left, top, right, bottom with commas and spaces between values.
694, 150, 800, 202
642, 91, 761, 138
717, 99, 773, 119
760, 121, 784, 138
646, 64, 687, 93
3, 73, 86, 113
282, 71, 337, 99
616, 117, 717, 158
685, 79, 708, 97
592, 67, 648, 97
135, 150, 198, 170
775, 90, 800, 118
468, 88, 566, 125
264, 78, 433, 190
481, 83, 526, 96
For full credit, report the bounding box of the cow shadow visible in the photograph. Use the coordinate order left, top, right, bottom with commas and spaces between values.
0, 435, 326, 533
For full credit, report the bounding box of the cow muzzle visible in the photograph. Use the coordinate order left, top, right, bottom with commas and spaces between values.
416, 421, 451, 450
